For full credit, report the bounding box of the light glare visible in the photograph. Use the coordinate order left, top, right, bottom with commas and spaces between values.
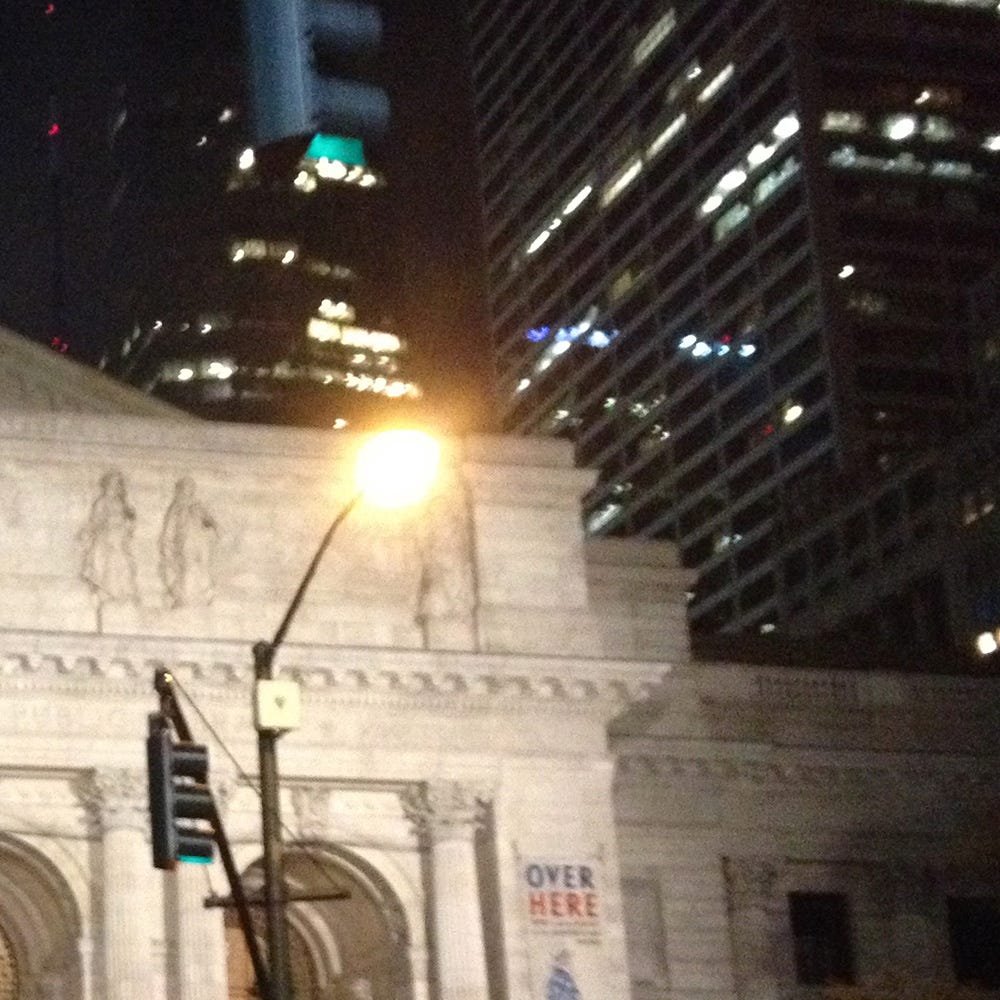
355, 430, 440, 509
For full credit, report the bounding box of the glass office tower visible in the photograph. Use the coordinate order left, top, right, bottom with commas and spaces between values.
467, 0, 1000, 648
101, 0, 423, 430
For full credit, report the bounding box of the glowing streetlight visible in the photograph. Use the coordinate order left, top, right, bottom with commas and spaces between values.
254, 427, 439, 1000
355, 428, 440, 509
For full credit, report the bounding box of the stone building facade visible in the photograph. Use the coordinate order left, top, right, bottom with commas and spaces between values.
0, 328, 997, 999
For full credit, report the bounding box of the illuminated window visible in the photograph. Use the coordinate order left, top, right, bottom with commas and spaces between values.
846, 291, 888, 316
205, 359, 236, 380
977, 624, 999, 654
930, 159, 976, 179
697, 63, 734, 104
563, 183, 594, 214
822, 110, 866, 133
700, 193, 724, 215
609, 269, 636, 303
893, 0, 998, 9
783, 401, 804, 424
983, 134, 1000, 152
718, 168, 747, 191
526, 230, 551, 255
647, 112, 687, 159
713, 202, 750, 242
307, 319, 401, 353
633, 9, 676, 66
601, 155, 644, 207
922, 115, 956, 141
229, 239, 299, 265
753, 156, 800, 203
293, 170, 318, 194
747, 141, 776, 166
883, 114, 918, 141
773, 114, 800, 140
586, 503, 623, 534
318, 299, 356, 322
160, 358, 236, 383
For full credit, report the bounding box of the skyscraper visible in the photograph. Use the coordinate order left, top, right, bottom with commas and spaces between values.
99, 0, 428, 430
466, 0, 1000, 650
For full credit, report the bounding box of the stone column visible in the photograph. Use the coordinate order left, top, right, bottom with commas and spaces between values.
404, 781, 490, 1000
89, 768, 156, 1000
724, 856, 789, 1000
169, 775, 235, 1000
170, 865, 227, 1000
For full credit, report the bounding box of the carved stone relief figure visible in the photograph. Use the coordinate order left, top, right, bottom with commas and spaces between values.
80, 470, 138, 605
414, 478, 477, 648
159, 477, 218, 608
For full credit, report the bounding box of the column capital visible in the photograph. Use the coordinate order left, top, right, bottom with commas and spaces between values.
724, 856, 782, 911
80, 768, 148, 834
401, 780, 490, 843
291, 784, 332, 841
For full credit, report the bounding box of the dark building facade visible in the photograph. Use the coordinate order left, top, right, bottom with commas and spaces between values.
466, 0, 1000, 655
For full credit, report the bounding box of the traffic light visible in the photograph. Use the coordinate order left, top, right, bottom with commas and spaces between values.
243, 0, 390, 149
146, 713, 215, 869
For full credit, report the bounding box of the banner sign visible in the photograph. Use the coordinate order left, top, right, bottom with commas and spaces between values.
522, 860, 601, 939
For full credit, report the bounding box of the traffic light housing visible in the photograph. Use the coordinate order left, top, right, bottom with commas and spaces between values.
147, 713, 215, 869
243, 0, 390, 148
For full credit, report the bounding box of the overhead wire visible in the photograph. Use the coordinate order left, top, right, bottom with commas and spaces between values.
170, 673, 353, 906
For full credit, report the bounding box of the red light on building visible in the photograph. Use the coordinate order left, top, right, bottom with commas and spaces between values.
48, 123, 60, 137
45, 3, 55, 13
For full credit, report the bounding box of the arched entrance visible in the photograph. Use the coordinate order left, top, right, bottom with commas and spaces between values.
0, 835, 83, 1000
226, 846, 412, 1000
0, 923, 19, 1000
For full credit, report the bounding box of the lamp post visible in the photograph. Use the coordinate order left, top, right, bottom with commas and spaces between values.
254, 429, 440, 1000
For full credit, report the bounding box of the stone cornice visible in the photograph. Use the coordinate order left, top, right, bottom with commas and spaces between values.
0, 630, 666, 714
615, 750, 1000, 792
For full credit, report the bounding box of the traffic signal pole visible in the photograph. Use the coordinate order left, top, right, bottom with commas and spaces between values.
251, 492, 359, 1000
253, 640, 293, 1000
153, 671, 272, 999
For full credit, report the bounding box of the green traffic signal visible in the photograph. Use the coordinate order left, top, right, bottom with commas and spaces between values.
146, 713, 216, 870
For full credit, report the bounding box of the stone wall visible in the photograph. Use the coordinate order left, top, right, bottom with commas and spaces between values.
612, 662, 1000, 1000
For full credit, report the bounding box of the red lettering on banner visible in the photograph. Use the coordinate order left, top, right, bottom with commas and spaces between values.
566, 892, 583, 917
585, 892, 598, 918
529, 892, 547, 916
550, 892, 564, 917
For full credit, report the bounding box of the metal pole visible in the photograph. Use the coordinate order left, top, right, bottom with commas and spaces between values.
254, 640, 291, 1000
253, 489, 362, 1000
154, 670, 272, 999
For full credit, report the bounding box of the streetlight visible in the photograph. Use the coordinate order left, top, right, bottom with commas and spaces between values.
255, 429, 440, 1000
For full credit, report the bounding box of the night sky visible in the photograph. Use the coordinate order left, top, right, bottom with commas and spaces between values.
0, 0, 495, 430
